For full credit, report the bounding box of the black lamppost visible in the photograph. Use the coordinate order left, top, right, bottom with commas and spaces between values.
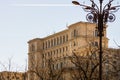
72, 0, 120, 80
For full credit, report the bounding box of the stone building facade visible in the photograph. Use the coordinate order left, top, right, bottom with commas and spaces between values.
27, 22, 108, 80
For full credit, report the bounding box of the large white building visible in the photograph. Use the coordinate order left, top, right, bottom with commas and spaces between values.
27, 22, 108, 80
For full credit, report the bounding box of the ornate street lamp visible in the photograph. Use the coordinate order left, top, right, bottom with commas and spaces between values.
72, 0, 120, 80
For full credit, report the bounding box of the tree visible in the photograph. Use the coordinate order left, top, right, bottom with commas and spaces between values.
28, 56, 64, 80
69, 46, 100, 80
68, 42, 117, 80
69, 44, 120, 80
0, 57, 25, 80
104, 48, 120, 80
45, 58, 64, 80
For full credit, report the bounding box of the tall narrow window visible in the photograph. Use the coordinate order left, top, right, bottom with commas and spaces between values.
31, 44, 35, 51
63, 36, 65, 43
46, 41, 47, 49
66, 46, 68, 51
51, 51, 52, 57
66, 35, 68, 41
74, 29, 77, 37
60, 62, 63, 69
63, 47, 64, 52
94, 30, 98, 37
57, 37, 59, 45
48, 40, 50, 48
60, 48, 61, 53
51, 39, 53, 47
54, 38, 56, 46
60, 36, 62, 44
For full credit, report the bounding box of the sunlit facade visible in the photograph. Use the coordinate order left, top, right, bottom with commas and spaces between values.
28, 22, 108, 80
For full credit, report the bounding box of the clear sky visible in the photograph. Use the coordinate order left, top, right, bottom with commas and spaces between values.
0, 0, 120, 71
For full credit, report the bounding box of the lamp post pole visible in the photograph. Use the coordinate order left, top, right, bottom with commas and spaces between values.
72, 0, 120, 80
98, 1, 103, 79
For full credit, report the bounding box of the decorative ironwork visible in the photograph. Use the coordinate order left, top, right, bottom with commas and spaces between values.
108, 13, 116, 22
72, 0, 120, 23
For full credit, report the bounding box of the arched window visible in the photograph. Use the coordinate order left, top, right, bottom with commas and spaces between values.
31, 44, 35, 51
48, 40, 50, 48
74, 29, 77, 37
63, 36, 65, 43
66, 35, 68, 41
57, 37, 59, 45
46, 41, 47, 49
60, 36, 62, 44
51, 39, 53, 47
54, 38, 56, 46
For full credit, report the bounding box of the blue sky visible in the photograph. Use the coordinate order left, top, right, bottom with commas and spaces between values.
0, 0, 120, 71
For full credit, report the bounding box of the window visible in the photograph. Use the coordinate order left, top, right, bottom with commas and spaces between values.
12, 76, 14, 79
31, 44, 35, 51
94, 30, 98, 37
73, 41, 76, 46
46, 41, 47, 49
48, 40, 50, 48
91, 42, 98, 46
50, 51, 52, 56
58, 63, 60, 69
56, 64, 58, 69
95, 42, 98, 46
60, 36, 62, 44
44, 53, 46, 59
52, 64, 54, 70
63, 47, 65, 52
42, 54, 44, 58
57, 49, 58, 53
56, 50, 58, 58
60, 62, 63, 69
51, 39, 53, 47
66, 35, 68, 41
54, 38, 56, 46
60, 48, 61, 53
66, 46, 68, 51
16, 77, 20, 80
54, 50, 55, 55
63, 36, 65, 43
57, 37, 59, 45
74, 29, 77, 37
